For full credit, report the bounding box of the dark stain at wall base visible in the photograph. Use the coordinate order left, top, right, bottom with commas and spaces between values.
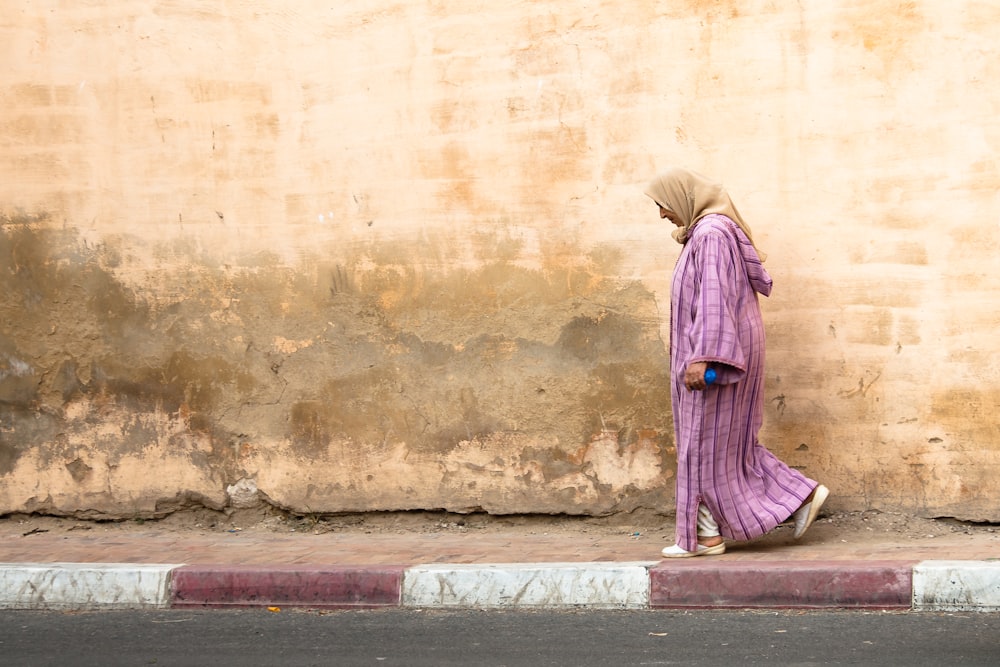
0, 215, 673, 515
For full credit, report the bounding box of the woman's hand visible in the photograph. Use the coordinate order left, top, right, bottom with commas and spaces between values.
684, 361, 711, 391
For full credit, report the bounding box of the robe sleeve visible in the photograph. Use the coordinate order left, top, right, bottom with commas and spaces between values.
687, 228, 747, 385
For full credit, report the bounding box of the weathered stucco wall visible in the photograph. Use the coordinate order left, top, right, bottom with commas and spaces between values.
1, 0, 998, 520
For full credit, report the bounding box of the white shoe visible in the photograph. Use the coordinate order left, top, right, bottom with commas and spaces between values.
793, 484, 829, 539
661, 541, 726, 558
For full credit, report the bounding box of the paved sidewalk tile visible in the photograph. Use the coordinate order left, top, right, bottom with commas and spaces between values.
170, 564, 406, 608
913, 560, 1000, 612
650, 560, 913, 609
403, 562, 657, 609
2, 522, 999, 567
0, 563, 178, 610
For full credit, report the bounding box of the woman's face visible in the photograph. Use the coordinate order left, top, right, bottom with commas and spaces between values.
659, 205, 683, 228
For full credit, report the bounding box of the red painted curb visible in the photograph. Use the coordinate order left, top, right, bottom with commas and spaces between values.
170, 565, 406, 608
650, 560, 914, 609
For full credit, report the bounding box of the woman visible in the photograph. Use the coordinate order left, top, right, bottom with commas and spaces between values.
645, 168, 828, 557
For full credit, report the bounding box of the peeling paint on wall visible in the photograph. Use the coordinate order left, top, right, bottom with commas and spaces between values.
0, 217, 672, 517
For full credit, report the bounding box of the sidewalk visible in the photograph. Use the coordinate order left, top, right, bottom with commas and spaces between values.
1, 515, 998, 612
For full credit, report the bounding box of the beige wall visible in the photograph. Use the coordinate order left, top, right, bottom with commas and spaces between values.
1, 1, 997, 520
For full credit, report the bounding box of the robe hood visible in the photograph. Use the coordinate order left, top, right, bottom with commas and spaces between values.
733, 222, 772, 297
690, 213, 773, 297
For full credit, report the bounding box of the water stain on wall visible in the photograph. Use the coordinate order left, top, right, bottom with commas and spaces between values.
0, 215, 673, 517
832, 0, 926, 81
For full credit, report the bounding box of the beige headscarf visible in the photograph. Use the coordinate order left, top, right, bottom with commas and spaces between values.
644, 167, 762, 255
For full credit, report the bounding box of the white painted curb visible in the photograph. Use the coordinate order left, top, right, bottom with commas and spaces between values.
402, 561, 657, 609
913, 560, 1000, 612
0, 563, 179, 610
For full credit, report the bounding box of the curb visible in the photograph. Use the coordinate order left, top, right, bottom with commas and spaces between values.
170, 565, 406, 608
0, 563, 178, 610
1, 560, 998, 612
650, 560, 913, 609
403, 562, 656, 609
913, 560, 1000, 612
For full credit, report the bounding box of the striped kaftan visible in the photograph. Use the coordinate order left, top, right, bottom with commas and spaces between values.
670, 214, 816, 552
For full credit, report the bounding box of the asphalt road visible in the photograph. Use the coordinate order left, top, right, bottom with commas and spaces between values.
1, 608, 998, 666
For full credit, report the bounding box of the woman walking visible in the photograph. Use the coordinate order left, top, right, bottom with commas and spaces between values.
645, 168, 828, 557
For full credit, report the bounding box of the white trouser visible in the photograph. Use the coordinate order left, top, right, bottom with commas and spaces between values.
697, 503, 720, 537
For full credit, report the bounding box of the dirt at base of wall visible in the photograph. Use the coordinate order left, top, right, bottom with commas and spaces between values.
2, 506, 997, 547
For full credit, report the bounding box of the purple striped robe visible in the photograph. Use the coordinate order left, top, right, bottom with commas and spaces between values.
670, 214, 816, 552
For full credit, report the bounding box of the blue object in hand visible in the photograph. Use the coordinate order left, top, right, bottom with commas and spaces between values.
704, 368, 717, 386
